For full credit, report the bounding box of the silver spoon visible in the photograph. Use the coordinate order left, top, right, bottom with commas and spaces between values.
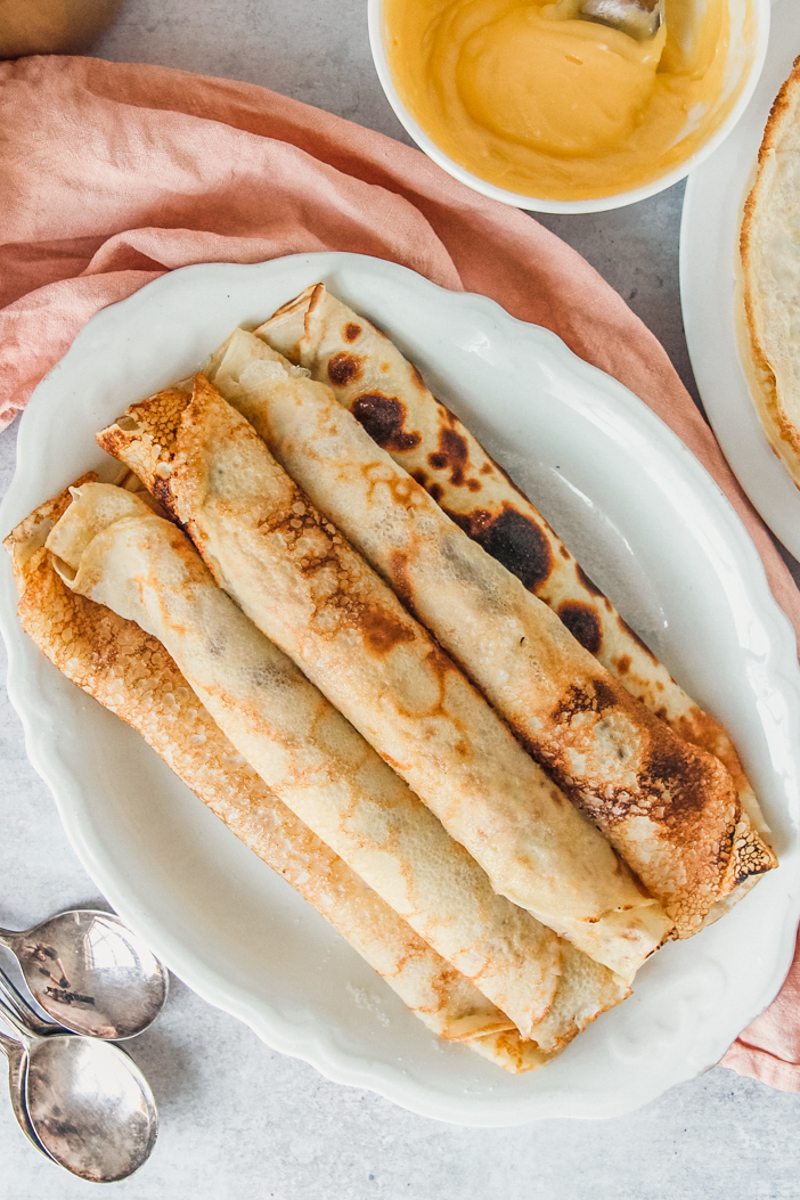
0, 966, 58, 1038
0, 997, 158, 1182
0, 908, 168, 1039
0, 1027, 42, 1151
577, 0, 663, 40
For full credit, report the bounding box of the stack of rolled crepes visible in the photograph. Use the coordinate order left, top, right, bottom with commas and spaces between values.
6, 285, 776, 1074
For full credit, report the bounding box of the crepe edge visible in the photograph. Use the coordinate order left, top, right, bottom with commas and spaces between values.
740, 55, 800, 482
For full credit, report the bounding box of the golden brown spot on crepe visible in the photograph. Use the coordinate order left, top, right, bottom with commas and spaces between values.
266, 493, 421, 663
427, 964, 470, 1017
480, 462, 492, 476
151, 471, 180, 523
388, 550, 413, 608
601, 720, 737, 838
351, 392, 421, 451
305, 282, 324, 320
448, 504, 553, 592
732, 830, 776, 884
544, 668, 738, 835
642, 743, 711, 818
385, 472, 419, 508
673, 707, 724, 751
669, 707, 758, 801
557, 601, 602, 655
18, 550, 153, 686
379, 751, 407, 773
343, 322, 361, 343
327, 352, 363, 386
98, 385, 190, 489
467, 479, 480, 492
429, 426, 470, 487
552, 679, 616, 724
427, 646, 464, 717
382, 640, 462, 725
616, 655, 632, 675
268, 283, 320, 330
360, 606, 416, 656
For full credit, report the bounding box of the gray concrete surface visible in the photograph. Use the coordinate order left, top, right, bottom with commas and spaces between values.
1, 2, 798, 1196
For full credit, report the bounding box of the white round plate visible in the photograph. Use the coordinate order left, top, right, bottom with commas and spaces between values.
1, 253, 799, 1126
681, 0, 800, 557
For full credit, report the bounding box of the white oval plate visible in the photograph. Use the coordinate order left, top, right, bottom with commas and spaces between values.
1, 253, 799, 1126
681, 0, 800, 557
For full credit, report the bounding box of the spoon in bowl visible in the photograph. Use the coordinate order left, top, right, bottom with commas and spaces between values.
0, 996, 158, 1182
576, 0, 663, 40
0, 908, 168, 1039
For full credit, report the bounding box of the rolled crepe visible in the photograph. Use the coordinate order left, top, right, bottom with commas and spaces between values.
259, 284, 771, 846
206, 330, 776, 935
45, 481, 630, 1046
5, 487, 551, 1071
97, 378, 670, 975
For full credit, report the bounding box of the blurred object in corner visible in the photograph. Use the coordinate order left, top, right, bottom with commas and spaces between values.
0, 0, 121, 58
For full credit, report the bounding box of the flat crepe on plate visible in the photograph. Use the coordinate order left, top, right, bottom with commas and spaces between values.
740, 57, 800, 487
97, 377, 670, 978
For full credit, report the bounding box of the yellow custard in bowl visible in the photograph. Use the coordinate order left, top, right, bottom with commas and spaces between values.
382, 0, 756, 204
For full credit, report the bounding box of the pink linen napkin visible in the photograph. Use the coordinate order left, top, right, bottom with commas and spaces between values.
1, 53, 798, 1089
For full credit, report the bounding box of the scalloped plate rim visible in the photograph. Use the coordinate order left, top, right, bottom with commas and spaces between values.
1, 252, 799, 1126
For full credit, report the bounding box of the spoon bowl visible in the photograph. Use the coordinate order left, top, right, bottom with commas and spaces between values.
0, 909, 168, 1039
25, 1033, 158, 1182
0, 990, 159, 1182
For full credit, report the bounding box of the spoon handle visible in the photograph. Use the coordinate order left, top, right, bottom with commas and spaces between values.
0, 1029, 51, 1155
0, 971, 55, 1038
0, 995, 35, 1049
0, 1027, 21, 1057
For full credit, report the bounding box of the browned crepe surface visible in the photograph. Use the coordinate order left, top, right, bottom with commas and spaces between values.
259, 284, 771, 838
6, 486, 562, 1070
258, 285, 776, 925
96, 377, 671, 976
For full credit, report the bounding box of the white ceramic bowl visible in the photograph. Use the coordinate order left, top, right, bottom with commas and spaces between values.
368, 0, 771, 214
